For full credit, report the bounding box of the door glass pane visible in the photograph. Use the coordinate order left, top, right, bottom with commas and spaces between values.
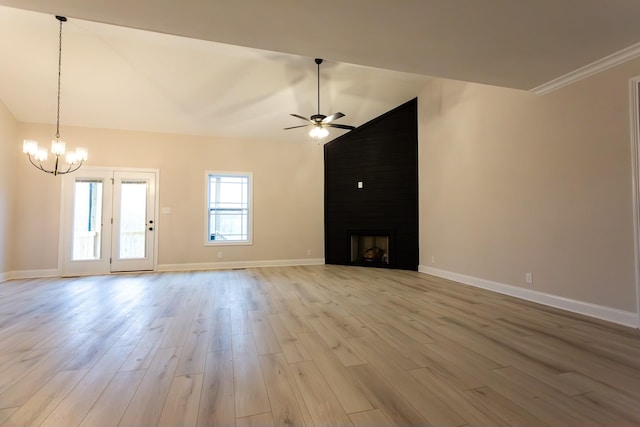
119, 180, 148, 259
72, 179, 103, 260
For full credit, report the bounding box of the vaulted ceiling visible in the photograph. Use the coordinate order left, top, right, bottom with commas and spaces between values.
1, 1, 640, 142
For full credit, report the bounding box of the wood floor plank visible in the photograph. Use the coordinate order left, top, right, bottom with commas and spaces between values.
349, 337, 467, 426
40, 344, 134, 427
259, 353, 314, 427
158, 374, 203, 427
0, 345, 74, 408
308, 316, 366, 367
118, 346, 181, 426
267, 313, 311, 363
0, 348, 50, 398
409, 367, 510, 426
464, 386, 546, 426
296, 332, 374, 414
1, 369, 87, 427
236, 412, 276, 427
0, 408, 17, 425
112, 315, 154, 348
231, 333, 271, 418
230, 304, 252, 336
365, 321, 432, 367
491, 366, 626, 425
249, 310, 282, 355
290, 360, 354, 426
119, 317, 172, 372
348, 363, 430, 426
176, 317, 210, 376
348, 409, 393, 426
208, 307, 231, 353
78, 370, 146, 427
476, 368, 597, 425
574, 390, 640, 425
160, 315, 193, 348
197, 351, 235, 427
348, 334, 420, 371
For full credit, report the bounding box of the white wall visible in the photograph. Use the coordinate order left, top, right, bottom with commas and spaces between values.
0, 100, 17, 278
13, 124, 325, 273
419, 57, 640, 324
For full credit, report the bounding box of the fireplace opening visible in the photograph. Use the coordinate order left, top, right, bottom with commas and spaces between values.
350, 233, 389, 267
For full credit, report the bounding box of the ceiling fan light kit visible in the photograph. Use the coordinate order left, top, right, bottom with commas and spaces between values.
284, 58, 355, 140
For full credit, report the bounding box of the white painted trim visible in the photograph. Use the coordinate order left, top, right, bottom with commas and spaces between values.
629, 77, 640, 329
59, 166, 161, 275
9, 269, 61, 280
158, 258, 325, 272
419, 266, 638, 328
204, 171, 253, 247
4, 259, 325, 279
531, 41, 640, 96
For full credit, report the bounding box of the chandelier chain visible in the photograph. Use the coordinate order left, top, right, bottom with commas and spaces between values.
55, 16, 63, 139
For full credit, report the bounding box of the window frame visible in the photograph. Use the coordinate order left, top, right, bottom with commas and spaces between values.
204, 171, 253, 246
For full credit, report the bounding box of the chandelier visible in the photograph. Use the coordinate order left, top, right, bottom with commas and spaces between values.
22, 15, 87, 176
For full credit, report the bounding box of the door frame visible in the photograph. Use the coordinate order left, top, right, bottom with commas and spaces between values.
628, 77, 640, 328
58, 166, 160, 276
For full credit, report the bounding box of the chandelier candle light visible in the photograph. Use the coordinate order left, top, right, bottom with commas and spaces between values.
23, 15, 87, 176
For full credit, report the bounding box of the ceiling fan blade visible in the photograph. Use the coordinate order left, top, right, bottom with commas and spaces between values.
326, 123, 356, 130
290, 113, 313, 123
322, 112, 345, 124
283, 124, 311, 130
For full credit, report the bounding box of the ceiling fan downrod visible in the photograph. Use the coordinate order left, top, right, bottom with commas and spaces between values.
313, 58, 323, 121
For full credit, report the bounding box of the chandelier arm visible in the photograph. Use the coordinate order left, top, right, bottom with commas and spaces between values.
26, 153, 84, 176
56, 160, 78, 175
27, 154, 54, 175
58, 161, 83, 175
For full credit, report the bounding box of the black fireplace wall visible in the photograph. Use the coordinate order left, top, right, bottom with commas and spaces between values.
324, 98, 419, 271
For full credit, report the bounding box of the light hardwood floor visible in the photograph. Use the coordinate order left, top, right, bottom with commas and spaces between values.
1, 265, 639, 426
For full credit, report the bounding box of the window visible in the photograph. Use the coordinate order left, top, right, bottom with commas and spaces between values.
205, 172, 252, 245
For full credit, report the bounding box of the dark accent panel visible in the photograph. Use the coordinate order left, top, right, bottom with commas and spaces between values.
324, 98, 419, 271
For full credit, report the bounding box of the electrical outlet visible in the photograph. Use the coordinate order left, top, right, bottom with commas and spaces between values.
217, 251, 223, 259
307, 249, 311, 256
525, 272, 533, 284
431, 256, 436, 264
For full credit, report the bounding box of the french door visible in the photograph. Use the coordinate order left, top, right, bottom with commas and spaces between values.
61, 168, 157, 275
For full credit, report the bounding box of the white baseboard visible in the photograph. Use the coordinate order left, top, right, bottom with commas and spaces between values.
158, 258, 325, 272
3, 269, 61, 281
2, 259, 325, 280
419, 265, 639, 329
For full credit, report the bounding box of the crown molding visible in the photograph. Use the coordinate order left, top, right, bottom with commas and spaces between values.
531, 41, 640, 96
